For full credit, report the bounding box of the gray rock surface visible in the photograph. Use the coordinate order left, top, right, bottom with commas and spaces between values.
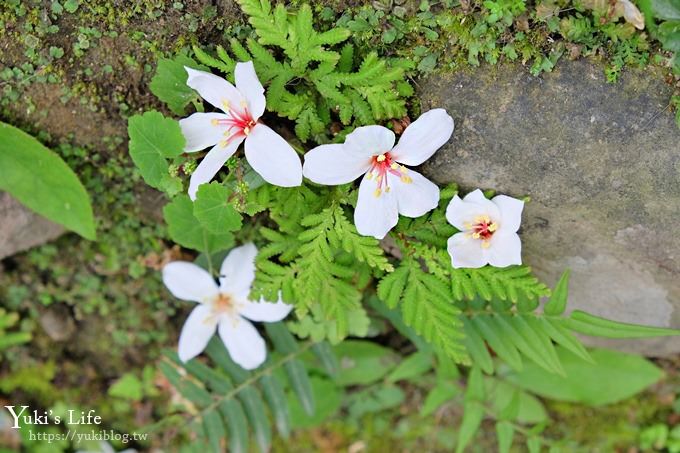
0, 192, 64, 260
419, 59, 680, 356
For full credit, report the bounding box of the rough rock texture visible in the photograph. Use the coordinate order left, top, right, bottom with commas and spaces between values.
420, 60, 680, 356
0, 192, 64, 260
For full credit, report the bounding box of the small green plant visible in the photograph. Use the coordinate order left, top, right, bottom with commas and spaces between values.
0, 308, 31, 354
647, 0, 680, 73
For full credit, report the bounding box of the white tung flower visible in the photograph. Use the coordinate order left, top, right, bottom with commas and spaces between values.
162, 243, 292, 369
303, 109, 454, 239
445, 189, 524, 268
180, 61, 303, 199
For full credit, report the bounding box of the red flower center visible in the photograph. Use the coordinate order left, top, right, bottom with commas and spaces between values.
368, 152, 412, 197
468, 215, 498, 248
211, 101, 257, 146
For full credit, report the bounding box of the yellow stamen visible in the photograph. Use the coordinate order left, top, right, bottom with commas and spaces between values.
219, 140, 229, 147
366, 172, 373, 180
223, 130, 231, 137
374, 188, 382, 197
488, 223, 498, 232
244, 127, 251, 135
211, 118, 219, 126
400, 175, 413, 183
222, 100, 230, 110
385, 186, 391, 193
240, 100, 248, 109
390, 163, 399, 170
376, 154, 386, 162
472, 232, 481, 239
481, 240, 491, 249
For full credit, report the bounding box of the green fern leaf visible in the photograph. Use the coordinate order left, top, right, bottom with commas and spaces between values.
379, 259, 468, 363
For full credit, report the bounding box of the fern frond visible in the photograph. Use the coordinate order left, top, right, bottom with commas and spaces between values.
158, 332, 329, 452
192, 44, 234, 74
451, 266, 550, 303
332, 208, 393, 272
378, 258, 468, 364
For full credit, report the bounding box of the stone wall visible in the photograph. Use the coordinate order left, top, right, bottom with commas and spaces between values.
419, 59, 680, 355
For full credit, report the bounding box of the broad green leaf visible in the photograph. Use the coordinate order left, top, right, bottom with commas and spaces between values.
0, 121, 96, 240
163, 195, 234, 254
543, 270, 569, 315
527, 437, 542, 453
150, 54, 206, 115
218, 399, 249, 453
420, 381, 459, 416
455, 401, 484, 453
496, 421, 515, 453
202, 409, 226, 452
347, 385, 405, 419
534, 317, 593, 363
386, 351, 433, 383
462, 317, 494, 374
486, 379, 548, 424
127, 111, 185, 191
288, 377, 342, 429
455, 367, 485, 452
652, 0, 680, 20
311, 342, 339, 377
565, 310, 680, 338
107, 373, 143, 400
193, 183, 243, 233
333, 340, 399, 386
260, 374, 291, 438
506, 347, 664, 406
471, 315, 523, 370
264, 323, 315, 415
466, 366, 485, 402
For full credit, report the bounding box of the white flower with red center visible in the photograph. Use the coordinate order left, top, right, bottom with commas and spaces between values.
445, 189, 524, 268
162, 243, 293, 369
180, 62, 303, 199
302, 109, 454, 239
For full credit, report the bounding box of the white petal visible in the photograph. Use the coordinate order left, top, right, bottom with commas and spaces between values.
391, 109, 454, 166
185, 67, 243, 112
244, 124, 302, 187
447, 232, 487, 269
492, 194, 524, 233
179, 112, 229, 152
178, 305, 218, 362
239, 296, 293, 322
218, 316, 267, 370
344, 125, 395, 157
354, 173, 399, 239
234, 61, 266, 120
619, 0, 644, 30
302, 144, 371, 185
463, 188, 489, 203
219, 243, 257, 298
188, 137, 244, 200
487, 231, 522, 267
445, 191, 501, 230
162, 261, 219, 303
392, 170, 440, 218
